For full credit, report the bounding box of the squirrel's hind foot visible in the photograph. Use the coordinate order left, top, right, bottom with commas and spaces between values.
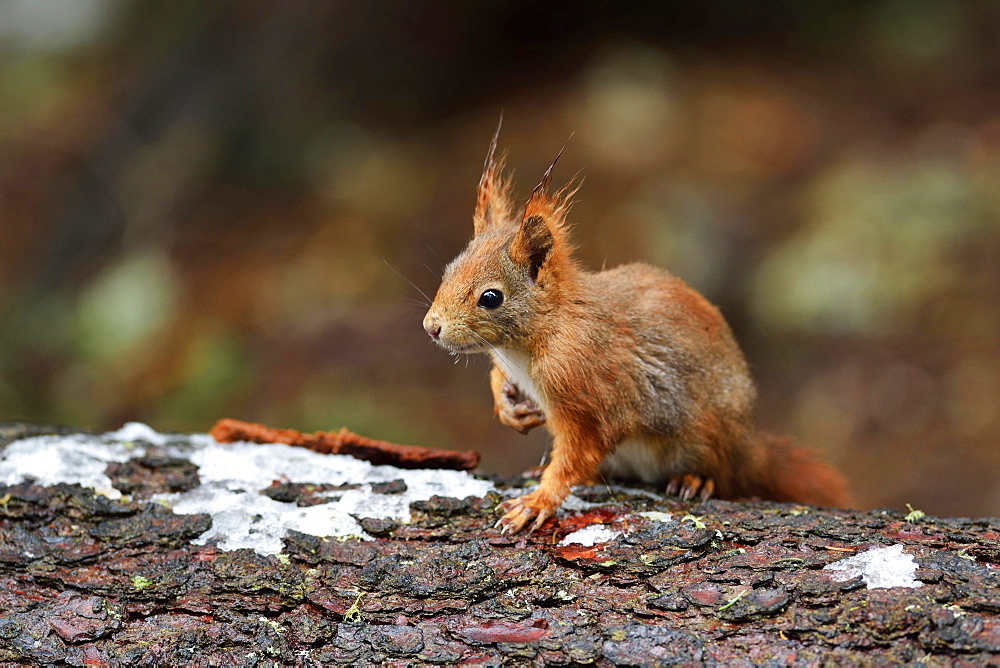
666, 474, 715, 501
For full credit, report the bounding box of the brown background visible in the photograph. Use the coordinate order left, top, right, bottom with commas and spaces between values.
1, 1, 998, 516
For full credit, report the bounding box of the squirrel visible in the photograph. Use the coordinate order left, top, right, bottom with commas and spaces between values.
422, 123, 851, 533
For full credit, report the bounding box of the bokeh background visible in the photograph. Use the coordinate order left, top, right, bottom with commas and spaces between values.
2, 1, 998, 517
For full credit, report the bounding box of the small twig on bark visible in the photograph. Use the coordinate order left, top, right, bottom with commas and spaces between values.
209, 419, 480, 471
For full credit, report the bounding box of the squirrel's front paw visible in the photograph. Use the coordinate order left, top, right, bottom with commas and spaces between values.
495, 491, 558, 534
496, 382, 546, 435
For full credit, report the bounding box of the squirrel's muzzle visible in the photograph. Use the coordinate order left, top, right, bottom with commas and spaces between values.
423, 312, 442, 340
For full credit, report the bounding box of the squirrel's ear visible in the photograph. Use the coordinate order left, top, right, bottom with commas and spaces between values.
473, 117, 512, 235
509, 214, 553, 284
511, 140, 579, 282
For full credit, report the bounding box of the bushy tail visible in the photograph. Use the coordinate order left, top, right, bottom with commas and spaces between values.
753, 434, 852, 508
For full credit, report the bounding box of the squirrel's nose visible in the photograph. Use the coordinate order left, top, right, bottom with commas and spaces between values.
423, 314, 442, 340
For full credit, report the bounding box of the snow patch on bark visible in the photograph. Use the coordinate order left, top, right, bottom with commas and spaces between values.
0, 422, 494, 555
824, 544, 922, 589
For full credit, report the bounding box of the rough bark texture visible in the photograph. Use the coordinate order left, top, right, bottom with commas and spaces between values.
0, 424, 997, 665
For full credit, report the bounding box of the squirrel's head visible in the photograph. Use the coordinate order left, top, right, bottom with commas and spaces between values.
423, 122, 579, 354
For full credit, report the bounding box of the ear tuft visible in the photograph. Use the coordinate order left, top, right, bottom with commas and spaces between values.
532, 133, 572, 198
474, 116, 513, 235
511, 138, 581, 280
521, 136, 580, 235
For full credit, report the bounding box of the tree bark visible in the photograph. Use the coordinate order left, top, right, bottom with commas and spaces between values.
0, 423, 997, 665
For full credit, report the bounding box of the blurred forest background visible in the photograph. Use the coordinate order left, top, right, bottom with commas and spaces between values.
1, 1, 999, 517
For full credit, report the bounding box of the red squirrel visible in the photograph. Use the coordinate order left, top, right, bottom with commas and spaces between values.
423, 124, 851, 533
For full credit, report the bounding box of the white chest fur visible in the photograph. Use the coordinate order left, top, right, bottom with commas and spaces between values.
491, 348, 544, 408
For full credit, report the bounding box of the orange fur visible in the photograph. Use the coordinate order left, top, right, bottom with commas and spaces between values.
423, 132, 852, 532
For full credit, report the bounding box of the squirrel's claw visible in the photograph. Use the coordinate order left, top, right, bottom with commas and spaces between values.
667, 474, 715, 501
496, 493, 555, 534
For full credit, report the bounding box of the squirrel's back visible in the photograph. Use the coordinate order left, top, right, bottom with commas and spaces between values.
580, 262, 756, 430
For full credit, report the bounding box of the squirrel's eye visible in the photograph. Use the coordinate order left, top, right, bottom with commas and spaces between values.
477, 289, 504, 309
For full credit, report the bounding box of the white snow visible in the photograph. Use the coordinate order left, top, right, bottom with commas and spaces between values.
0, 422, 494, 555
109, 422, 172, 446
823, 544, 922, 589
0, 433, 135, 499
558, 524, 621, 547
558, 494, 601, 511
